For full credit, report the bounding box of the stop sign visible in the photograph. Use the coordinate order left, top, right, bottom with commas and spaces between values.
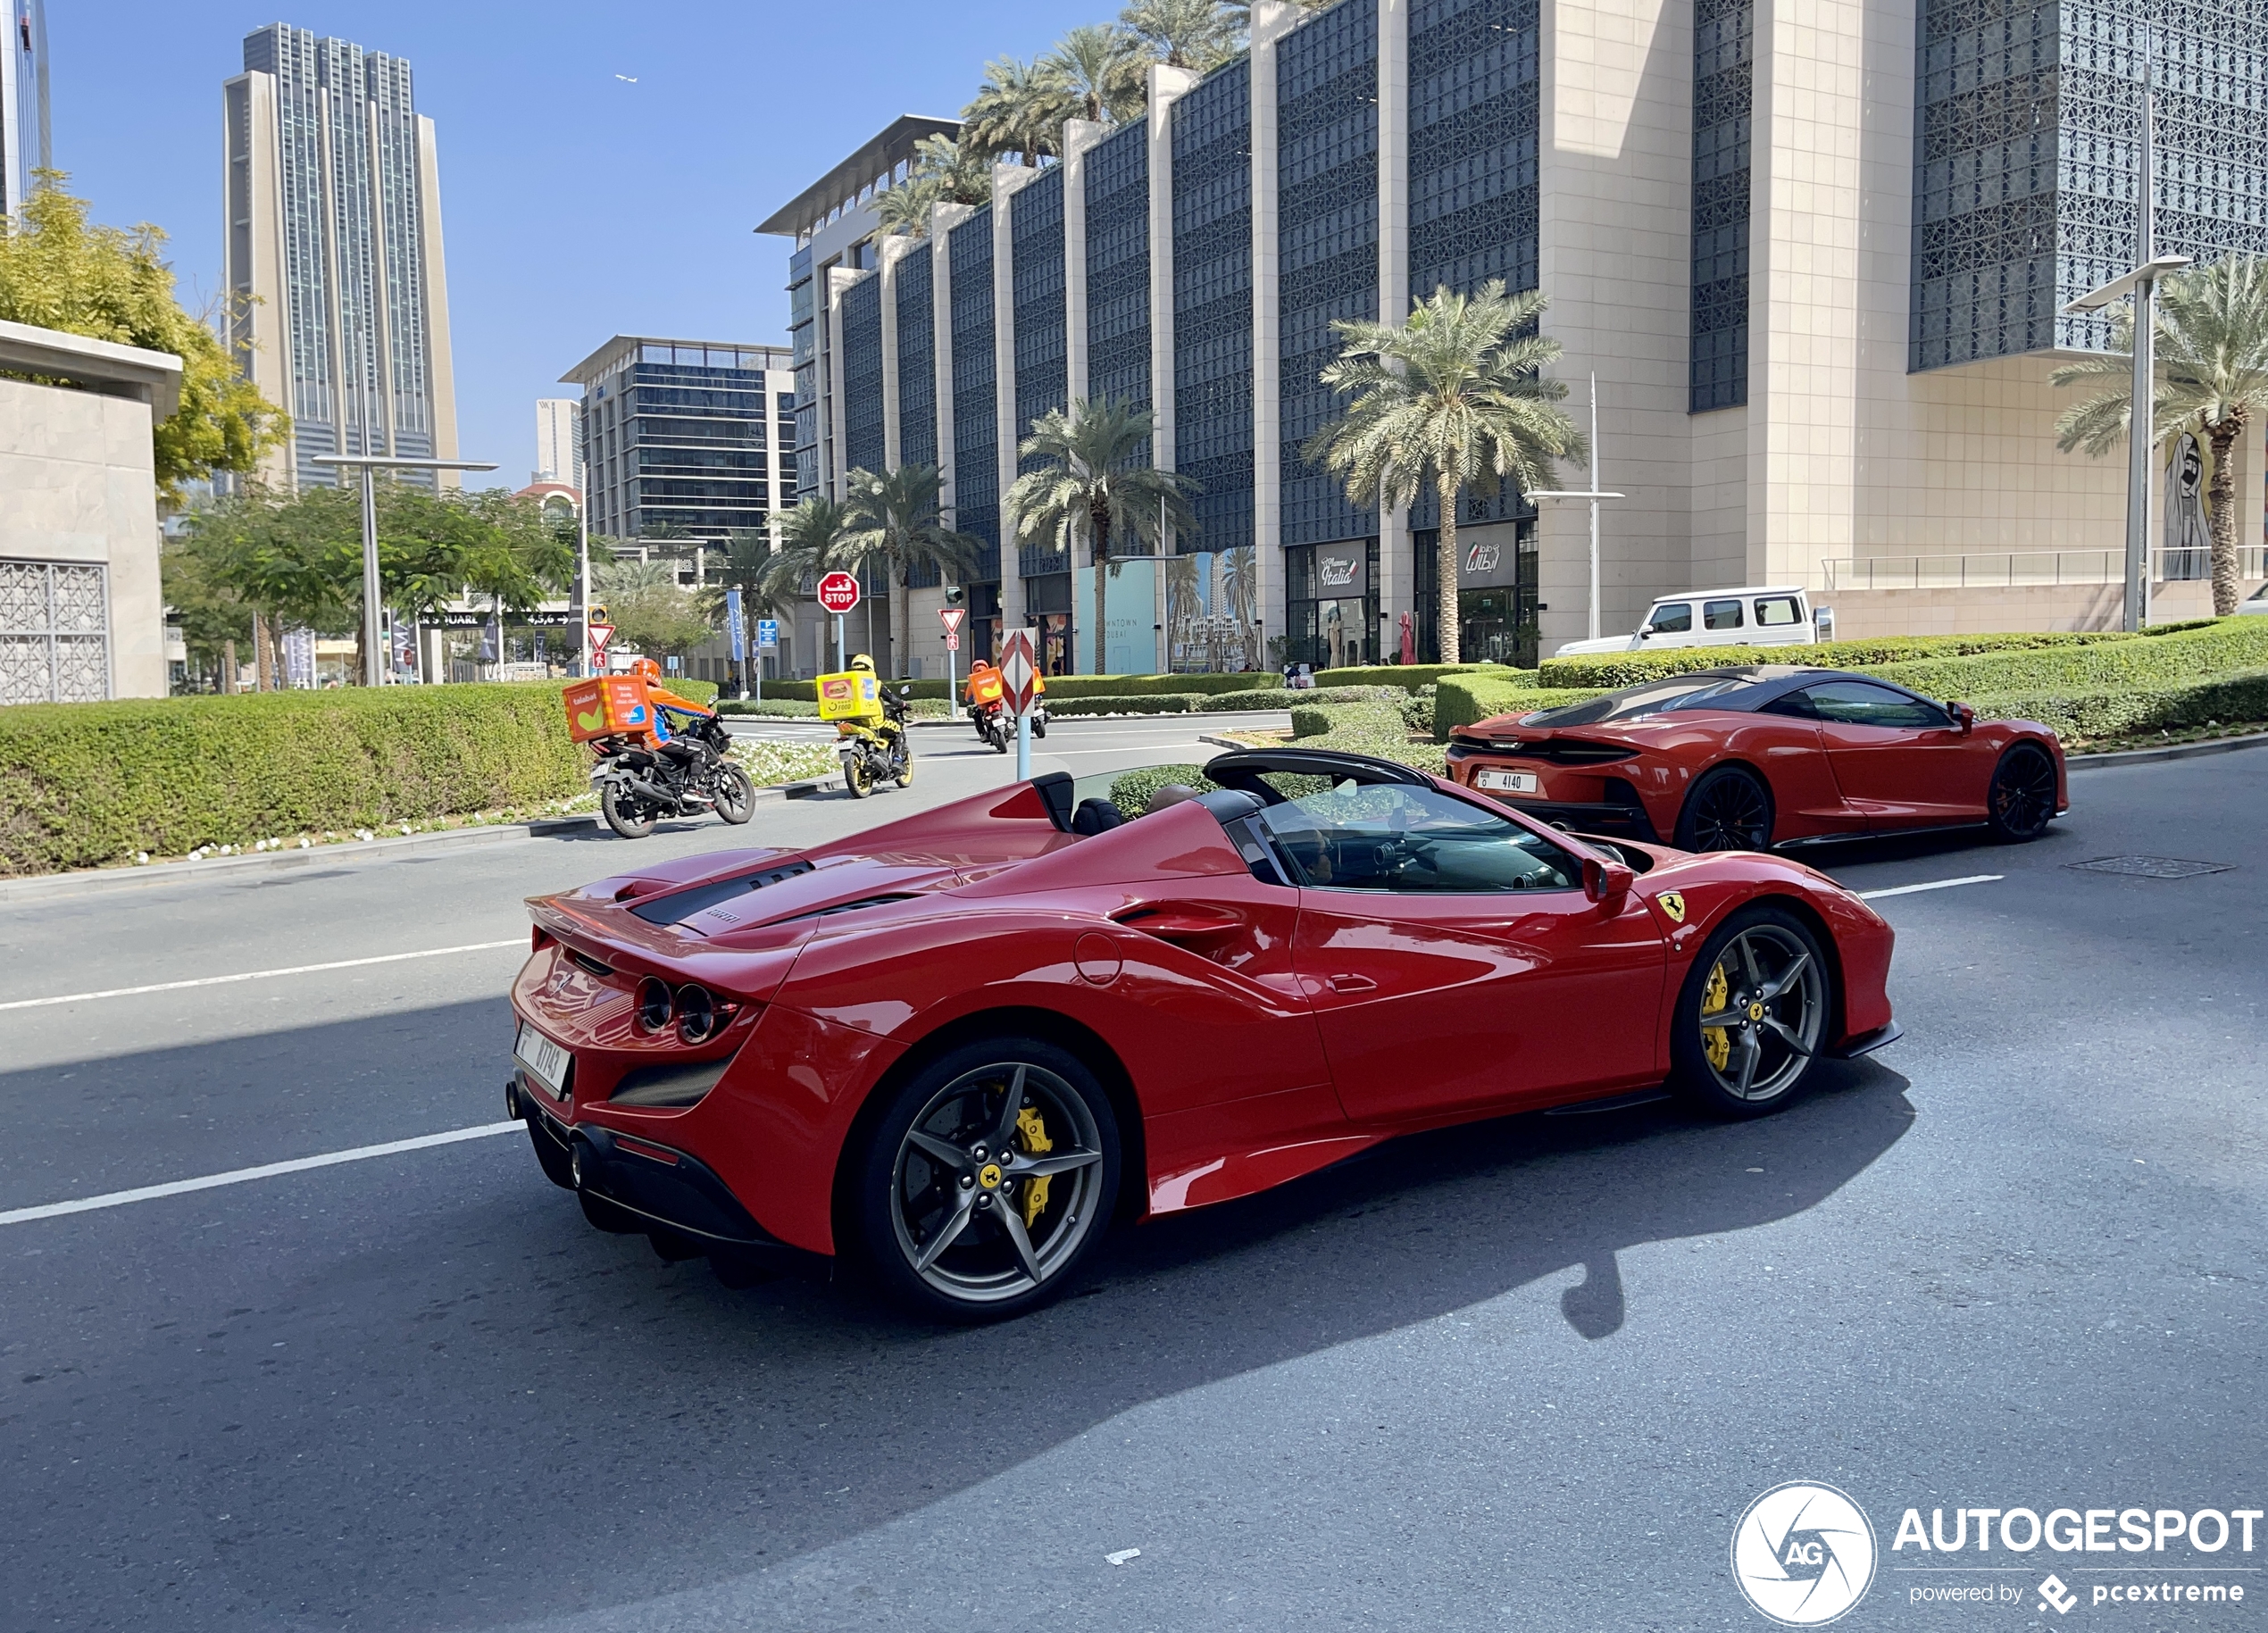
817, 571, 861, 614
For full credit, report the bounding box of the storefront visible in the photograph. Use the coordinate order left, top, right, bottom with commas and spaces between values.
1022, 571, 1073, 674
1285, 539, 1379, 670
1412, 520, 1539, 668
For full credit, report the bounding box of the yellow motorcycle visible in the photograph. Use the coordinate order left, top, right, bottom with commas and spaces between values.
836, 680, 914, 798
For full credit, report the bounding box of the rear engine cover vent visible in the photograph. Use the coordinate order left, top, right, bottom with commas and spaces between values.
630, 860, 817, 925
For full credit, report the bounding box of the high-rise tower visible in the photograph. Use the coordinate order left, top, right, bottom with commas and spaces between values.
0, 0, 51, 219
223, 22, 459, 492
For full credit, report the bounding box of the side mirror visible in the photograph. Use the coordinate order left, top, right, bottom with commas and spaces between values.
1582, 856, 1635, 905
1948, 700, 1974, 736
899, 684, 912, 698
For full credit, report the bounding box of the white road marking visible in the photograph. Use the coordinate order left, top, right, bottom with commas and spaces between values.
1857, 874, 2003, 900
0, 1121, 522, 1227
0, 939, 527, 1012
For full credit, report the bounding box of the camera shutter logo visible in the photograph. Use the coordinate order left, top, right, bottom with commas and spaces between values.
1730, 1482, 1877, 1626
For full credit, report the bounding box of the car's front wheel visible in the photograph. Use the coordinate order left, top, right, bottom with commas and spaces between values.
847, 1037, 1121, 1321
1668, 905, 1833, 1118
1985, 742, 2057, 842
1675, 764, 1774, 852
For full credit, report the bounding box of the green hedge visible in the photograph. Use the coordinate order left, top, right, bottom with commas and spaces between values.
0, 682, 588, 877
1311, 662, 1522, 693
1044, 693, 1213, 717
1869, 617, 2268, 698
1287, 699, 1449, 776
1434, 675, 1605, 737
1106, 762, 1218, 819
716, 697, 821, 718
1536, 630, 2144, 690
1971, 666, 2268, 740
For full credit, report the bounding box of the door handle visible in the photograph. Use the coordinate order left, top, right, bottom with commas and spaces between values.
1326, 973, 1379, 994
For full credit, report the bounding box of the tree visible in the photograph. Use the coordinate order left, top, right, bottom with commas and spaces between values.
1006, 397, 1198, 674
0, 173, 287, 504
1304, 280, 1580, 663
961, 57, 1068, 168
874, 173, 947, 239
1043, 24, 1148, 125
1118, 0, 1239, 73
842, 464, 984, 678
911, 133, 995, 207
594, 556, 712, 665
2052, 253, 2268, 617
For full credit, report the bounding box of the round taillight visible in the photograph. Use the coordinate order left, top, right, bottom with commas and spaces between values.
635, 977, 673, 1032
676, 984, 717, 1044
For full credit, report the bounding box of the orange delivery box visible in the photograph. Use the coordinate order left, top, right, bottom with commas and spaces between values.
563, 675, 657, 745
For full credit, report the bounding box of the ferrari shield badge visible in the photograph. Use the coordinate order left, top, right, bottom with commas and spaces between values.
1655, 891, 1688, 924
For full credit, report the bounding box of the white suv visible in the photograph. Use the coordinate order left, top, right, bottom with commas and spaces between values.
1554, 586, 1819, 657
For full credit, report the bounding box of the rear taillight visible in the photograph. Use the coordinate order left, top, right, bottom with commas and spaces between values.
636, 977, 674, 1032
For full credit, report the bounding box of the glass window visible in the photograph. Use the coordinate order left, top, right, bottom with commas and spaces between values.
1803, 679, 1947, 729
1646, 602, 1693, 633
1755, 595, 1801, 627
1703, 598, 1745, 629
1256, 782, 1581, 894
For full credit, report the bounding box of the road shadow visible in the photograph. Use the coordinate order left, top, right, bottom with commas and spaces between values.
0, 1009, 1910, 1631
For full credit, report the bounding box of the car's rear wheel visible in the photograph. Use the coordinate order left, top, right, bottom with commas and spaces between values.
848, 1036, 1121, 1321
1985, 742, 2057, 842
1669, 906, 1832, 1118
1675, 765, 1774, 852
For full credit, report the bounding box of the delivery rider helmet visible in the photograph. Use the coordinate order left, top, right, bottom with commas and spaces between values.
848, 654, 876, 673
631, 657, 662, 680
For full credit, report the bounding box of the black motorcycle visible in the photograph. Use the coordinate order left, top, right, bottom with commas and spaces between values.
969, 696, 1046, 754
590, 712, 756, 838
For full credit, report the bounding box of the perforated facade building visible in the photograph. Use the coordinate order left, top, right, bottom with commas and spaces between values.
780, 0, 2268, 670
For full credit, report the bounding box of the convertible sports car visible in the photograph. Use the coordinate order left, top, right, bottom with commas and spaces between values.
506, 748, 1898, 1320
1447, 665, 2067, 851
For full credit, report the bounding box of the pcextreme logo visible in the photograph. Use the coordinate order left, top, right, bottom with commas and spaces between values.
1732, 1482, 1879, 1626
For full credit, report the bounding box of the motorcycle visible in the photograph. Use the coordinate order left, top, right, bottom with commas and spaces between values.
589, 711, 756, 838
838, 684, 914, 798
969, 696, 1046, 754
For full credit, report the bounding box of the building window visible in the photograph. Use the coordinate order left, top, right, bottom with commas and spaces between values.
1085, 120, 1152, 454
0, 559, 110, 704
1284, 538, 1378, 669
948, 207, 1002, 572
896, 249, 938, 470
1172, 62, 1255, 554
1691, 0, 1751, 411
1012, 166, 1069, 468
841, 272, 886, 477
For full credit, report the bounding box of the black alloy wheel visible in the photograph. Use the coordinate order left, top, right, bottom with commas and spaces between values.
601, 781, 659, 838
1668, 905, 1834, 1117
713, 763, 756, 825
1985, 743, 2057, 842
1675, 765, 1775, 852
842, 751, 875, 798
850, 1036, 1121, 1321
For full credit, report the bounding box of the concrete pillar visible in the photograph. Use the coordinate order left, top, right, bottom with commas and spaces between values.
1252, 4, 1297, 671
994, 161, 1042, 634
1148, 62, 1203, 554
1063, 118, 1105, 406
1378, 0, 1413, 649
879, 233, 915, 472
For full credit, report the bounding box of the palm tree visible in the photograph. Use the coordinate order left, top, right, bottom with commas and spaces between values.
911, 133, 994, 206
841, 464, 985, 678
1304, 280, 1581, 664
1119, 0, 1238, 73
2053, 253, 2268, 616
961, 57, 1068, 168
873, 173, 946, 239
1220, 544, 1259, 668
1006, 397, 1198, 675
771, 496, 861, 670
1043, 24, 1147, 125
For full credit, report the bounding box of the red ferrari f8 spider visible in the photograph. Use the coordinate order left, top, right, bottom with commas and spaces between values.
507, 748, 1898, 1319
1447, 665, 2068, 851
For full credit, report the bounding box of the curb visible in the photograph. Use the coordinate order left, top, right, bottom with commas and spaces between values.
0, 771, 849, 905
2066, 729, 2268, 770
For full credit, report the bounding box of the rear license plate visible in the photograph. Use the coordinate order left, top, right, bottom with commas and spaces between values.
513, 1023, 572, 1097
1476, 769, 1539, 795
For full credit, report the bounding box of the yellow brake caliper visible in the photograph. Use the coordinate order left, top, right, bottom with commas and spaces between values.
1702, 959, 1731, 1072
1015, 1104, 1053, 1227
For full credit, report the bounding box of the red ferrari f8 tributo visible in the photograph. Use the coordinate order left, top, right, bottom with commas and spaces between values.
507, 748, 1899, 1319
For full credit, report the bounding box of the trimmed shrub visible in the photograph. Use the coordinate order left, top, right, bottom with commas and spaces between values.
1106, 762, 1219, 819
1871, 617, 2268, 699
668, 679, 721, 706
1038, 670, 1274, 700
1197, 685, 1400, 712
0, 682, 588, 877
1435, 674, 1606, 737
745, 676, 953, 703
716, 697, 821, 718
1287, 699, 1449, 776
1969, 666, 2268, 740
1310, 662, 1523, 693
1044, 693, 1211, 717
1537, 630, 2142, 690
1399, 687, 1435, 736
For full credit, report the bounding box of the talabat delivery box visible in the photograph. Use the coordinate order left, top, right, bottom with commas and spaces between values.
814, 670, 882, 722
563, 675, 655, 744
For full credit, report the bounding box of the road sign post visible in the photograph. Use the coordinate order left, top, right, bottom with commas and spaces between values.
998, 627, 1038, 782
939, 604, 967, 720
817, 572, 860, 671
724, 590, 746, 698
755, 617, 779, 704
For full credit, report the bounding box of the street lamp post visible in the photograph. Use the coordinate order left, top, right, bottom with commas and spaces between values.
1529, 374, 1624, 643
312, 454, 499, 687
2060, 21, 2189, 633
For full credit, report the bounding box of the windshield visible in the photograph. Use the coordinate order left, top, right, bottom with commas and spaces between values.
1519, 674, 1766, 728
1255, 779, 1581, 892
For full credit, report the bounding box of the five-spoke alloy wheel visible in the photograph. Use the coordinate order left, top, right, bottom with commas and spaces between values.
851, 1037, 1121, 1320
1670, 906, 1832, 1117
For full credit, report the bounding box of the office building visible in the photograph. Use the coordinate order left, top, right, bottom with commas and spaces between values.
223, 23, 460, 493
1, 0, 47, 220
534, 396, 581, 488
776, 0, 2268, 671
559, 336, 795, 545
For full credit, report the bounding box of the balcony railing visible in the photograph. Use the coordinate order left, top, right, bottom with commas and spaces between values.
1817, 546, 2266, 592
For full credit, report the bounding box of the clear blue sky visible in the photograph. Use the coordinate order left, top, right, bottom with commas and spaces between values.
52, 1, 1080, 487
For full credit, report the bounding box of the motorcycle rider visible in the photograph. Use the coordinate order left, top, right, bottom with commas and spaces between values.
835, 654, 913, 796
964, 654, 1043, 751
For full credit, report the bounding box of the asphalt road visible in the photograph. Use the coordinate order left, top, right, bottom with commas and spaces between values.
4, 729, 2263, 1632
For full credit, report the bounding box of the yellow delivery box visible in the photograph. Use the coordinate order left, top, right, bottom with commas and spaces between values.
814, 670, 882, 722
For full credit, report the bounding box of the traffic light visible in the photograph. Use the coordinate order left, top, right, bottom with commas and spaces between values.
945, 584, 965, 606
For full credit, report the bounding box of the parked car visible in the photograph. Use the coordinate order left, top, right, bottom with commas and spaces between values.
1554, 586, 1820, 658
2238, 584, 2268, 615
1447, 664, 2067, 851
505, 746, 1898, 1319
